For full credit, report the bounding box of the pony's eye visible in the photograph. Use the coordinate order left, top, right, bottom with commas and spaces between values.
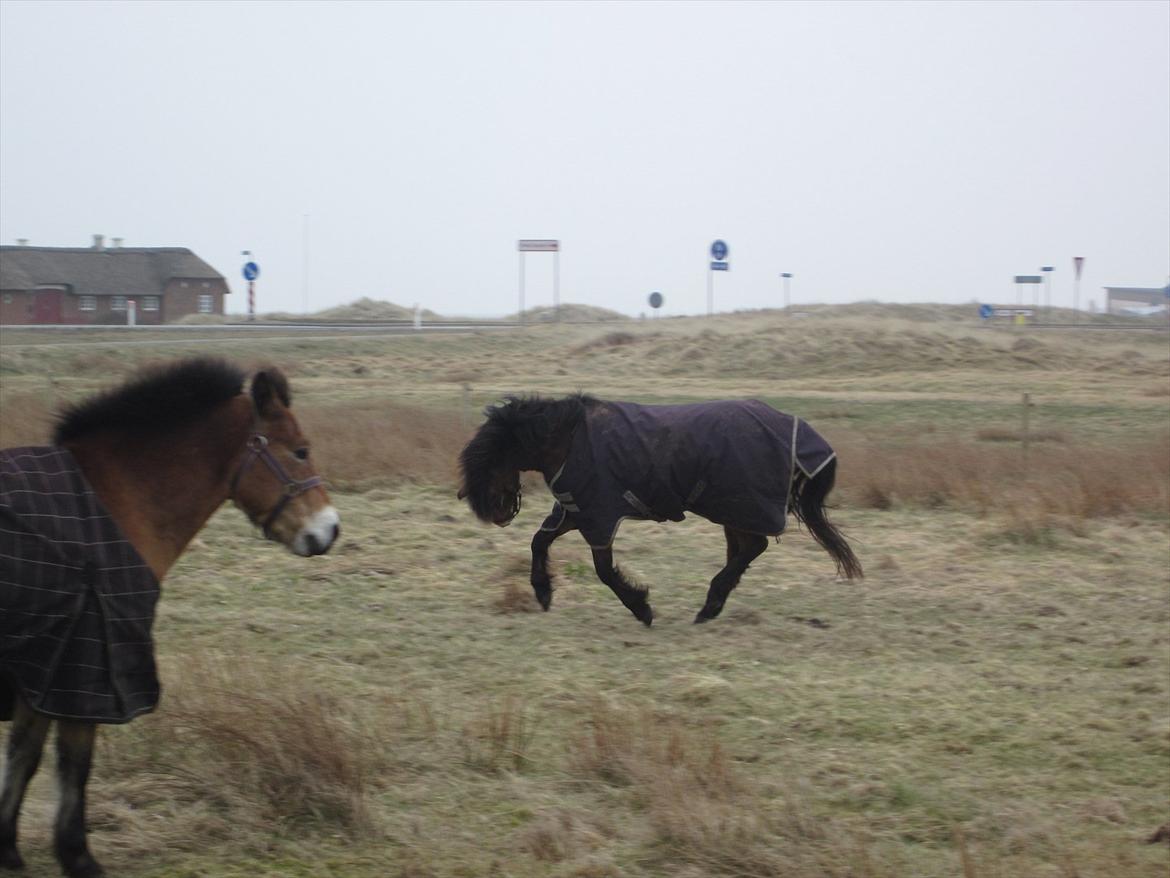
294, 447, 309, 461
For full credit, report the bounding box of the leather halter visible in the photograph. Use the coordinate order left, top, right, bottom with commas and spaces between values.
229, 434, 323, 538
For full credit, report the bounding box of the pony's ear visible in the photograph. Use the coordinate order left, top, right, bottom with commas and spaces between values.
251, 368, 292, 417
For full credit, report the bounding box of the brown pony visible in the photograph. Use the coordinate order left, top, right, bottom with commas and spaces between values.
0, 358, 339, 878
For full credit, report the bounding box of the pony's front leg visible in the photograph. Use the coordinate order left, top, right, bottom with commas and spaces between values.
531, 504, 576, 611
1, 698, 51, 870
591, 547, 653, 627
53, 721, 102, 878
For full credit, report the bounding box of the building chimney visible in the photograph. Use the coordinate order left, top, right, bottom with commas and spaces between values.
111, 237, 123, 248
92, 234, 104, 250
15, 238, 28, 246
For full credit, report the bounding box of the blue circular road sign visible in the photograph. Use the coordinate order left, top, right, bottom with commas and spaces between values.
648, 291, 664, 309
710, 239, 728, 261
979, 304, 994, 320
242, 261, 260, 281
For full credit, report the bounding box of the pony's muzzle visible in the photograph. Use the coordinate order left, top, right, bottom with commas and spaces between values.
292, 506, 341, 556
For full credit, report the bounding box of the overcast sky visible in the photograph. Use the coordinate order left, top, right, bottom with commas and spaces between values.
1, 0, 1167, 317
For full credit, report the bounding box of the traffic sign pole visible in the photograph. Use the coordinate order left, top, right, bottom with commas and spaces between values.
708, 240, 728, 317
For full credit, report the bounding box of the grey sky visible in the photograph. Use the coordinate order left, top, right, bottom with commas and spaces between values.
1, 0, 1167, 317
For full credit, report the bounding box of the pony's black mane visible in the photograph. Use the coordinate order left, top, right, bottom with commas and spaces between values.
54, 357, 247, 445
459, 393, 595, 521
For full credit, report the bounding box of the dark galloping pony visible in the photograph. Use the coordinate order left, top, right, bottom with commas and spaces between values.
458, 394, 861, 626
1, 358, 339, 878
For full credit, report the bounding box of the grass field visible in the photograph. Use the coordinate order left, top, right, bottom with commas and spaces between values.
2, 305, 1168, 877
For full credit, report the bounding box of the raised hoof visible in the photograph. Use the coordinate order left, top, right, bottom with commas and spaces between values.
0, 845, 25, 871
694, 605, 723, 624
633, 604, 654, 627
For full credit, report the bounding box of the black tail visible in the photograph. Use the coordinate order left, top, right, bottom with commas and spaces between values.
791, 458, 863, 580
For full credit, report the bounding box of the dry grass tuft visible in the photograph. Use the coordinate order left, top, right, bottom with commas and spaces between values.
299, 401, 466, 489
460, 696, 537, 773
494, 580, 539, 614
976, 427, 1066, 443
838, 435, 1170, 518
98, 656, 388, 842
0, 390, 61, 446
516, 809, 612, 864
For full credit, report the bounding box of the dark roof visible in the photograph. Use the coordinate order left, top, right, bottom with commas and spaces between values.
0, 246, 225, 296
1104, 286, 1170, 295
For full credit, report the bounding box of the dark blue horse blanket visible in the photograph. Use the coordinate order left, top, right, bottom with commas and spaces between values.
542, 399, 836, 548
0, 447, 160, 723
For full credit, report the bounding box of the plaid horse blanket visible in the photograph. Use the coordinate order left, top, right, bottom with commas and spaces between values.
0, 447, 160, 723
543, 400, 836, 548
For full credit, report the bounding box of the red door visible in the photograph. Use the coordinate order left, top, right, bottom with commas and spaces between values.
32, 289, 64, 323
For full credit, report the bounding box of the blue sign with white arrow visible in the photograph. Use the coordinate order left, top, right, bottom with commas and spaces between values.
242, 261, 260, 281
710, 240, 728, 261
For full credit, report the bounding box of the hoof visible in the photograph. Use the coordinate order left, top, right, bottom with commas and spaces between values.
533, 583, 552, 612
634, 604, 654, 627
58, 851, 104, 878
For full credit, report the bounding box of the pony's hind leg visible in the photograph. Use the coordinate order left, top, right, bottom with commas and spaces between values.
695, 528, 768, 623
1, 697, 52, 870
591, 548, 653, 626
53, 721, 102, 878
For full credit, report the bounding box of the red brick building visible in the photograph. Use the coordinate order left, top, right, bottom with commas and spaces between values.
0, 236, 229, 325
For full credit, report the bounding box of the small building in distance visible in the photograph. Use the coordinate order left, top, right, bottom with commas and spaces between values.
0, 236, 229, 325
1104, 285, 1170, 317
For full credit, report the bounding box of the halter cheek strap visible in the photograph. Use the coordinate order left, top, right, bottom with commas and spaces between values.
229, 434, 324, 538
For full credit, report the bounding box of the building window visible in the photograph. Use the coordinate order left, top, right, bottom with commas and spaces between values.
142, 296, 160, 311
197, 294, 214, 314
180, 281, 188, 288
79, 295, 97, 311
202, 281, 210, 288
111, 296, 127, 312
2, 294, 12, 305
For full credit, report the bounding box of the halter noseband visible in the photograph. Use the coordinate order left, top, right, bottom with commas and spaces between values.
229, 433, 323, 538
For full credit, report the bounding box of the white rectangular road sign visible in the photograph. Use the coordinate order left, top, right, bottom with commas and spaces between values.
518, 239, 560, 252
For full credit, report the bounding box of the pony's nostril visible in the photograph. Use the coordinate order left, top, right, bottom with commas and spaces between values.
304, 533, 321, 556
331, 523, 340, 543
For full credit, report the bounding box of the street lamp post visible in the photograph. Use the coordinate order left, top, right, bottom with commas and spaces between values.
780, 273, 793, 310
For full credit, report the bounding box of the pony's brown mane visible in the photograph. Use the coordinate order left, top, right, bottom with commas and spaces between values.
53, 357, 247, 445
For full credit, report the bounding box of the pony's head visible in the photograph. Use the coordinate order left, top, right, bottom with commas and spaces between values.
457, 394, 591, 527
229, 367, 340, 556
458, 398, 526, 526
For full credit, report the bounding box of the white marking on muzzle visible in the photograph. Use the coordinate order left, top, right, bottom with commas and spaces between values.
293, 505, 340, 556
